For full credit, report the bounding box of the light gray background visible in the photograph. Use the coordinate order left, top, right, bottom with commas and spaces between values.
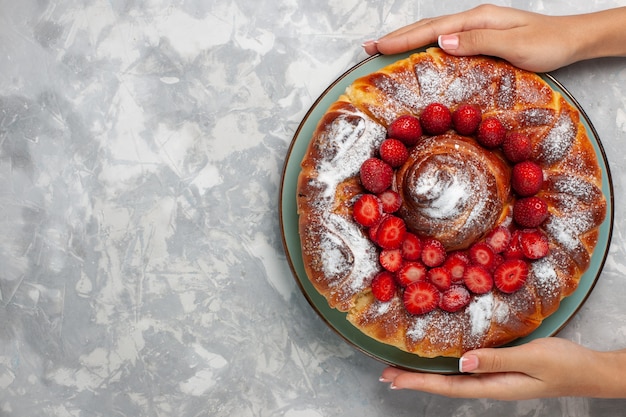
1, 0, 625, 416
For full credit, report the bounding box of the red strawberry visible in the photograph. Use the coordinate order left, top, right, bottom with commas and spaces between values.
443, 251, 470, 284
376, 215, 407, 249
503, 229, 525, 260
371, 271, 397, 302
420, 103, 452, 135
519, 228, 550, 259
476, 117, 506, 148
440, 285, 471, 312
503, 132, 533, 163
512, 161, 544, 196
377, 189, 402, 213
469, 242, 496, 270
379, 138, 409, 167
359, 157, 393, 194
403, 281, 440, 315
387, 114, 423, 146
379, 249, 403, 272
485, 226, 512, 253
494, 259, 529, 293
463, 265, 494, 294
352, 194, 383, 227
513, 196, 549, 228
400, 232, 422, 261
421, 238, 447, 267
396, 261, 427, 287
452, 104, 482, 135
427, 267, 452, 291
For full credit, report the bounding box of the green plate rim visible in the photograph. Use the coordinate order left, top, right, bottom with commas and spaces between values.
278, 49, 614, 374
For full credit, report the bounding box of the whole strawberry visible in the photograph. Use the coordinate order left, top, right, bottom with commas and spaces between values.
503, 132, 533, 163
359, 157, 393, 194
476, 117, 506, 148
387, 115, 423, 146
513, 196, 549, 228
452, 104, 482, 135
512, 160, 544, 196
420, 103, 452, 135
379, 138, 409, 167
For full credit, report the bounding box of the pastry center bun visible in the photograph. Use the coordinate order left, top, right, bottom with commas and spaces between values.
396, 133, 511, 251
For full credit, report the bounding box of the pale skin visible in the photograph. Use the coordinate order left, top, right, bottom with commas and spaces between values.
362, 4, 626, 72
365, 4, 626, 399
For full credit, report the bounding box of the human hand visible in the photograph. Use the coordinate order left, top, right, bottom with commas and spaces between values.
380, 337, 626, 400
362, 5, 587, 72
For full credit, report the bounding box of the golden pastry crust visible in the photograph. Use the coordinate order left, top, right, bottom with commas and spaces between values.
296, 48, 606, 358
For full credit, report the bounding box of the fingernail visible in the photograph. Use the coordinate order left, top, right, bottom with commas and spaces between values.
361, 39, 378, 48
459, 354, 479, 373
438, 34, 459, 51
379, 376, 391, 383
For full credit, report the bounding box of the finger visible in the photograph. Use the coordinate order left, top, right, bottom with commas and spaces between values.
461, 344, 544, 375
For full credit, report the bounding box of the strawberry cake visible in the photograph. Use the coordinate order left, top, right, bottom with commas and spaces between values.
296, 47, 607, 358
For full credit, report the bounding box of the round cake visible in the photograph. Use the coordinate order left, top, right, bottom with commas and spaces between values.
296, 47, 607, 358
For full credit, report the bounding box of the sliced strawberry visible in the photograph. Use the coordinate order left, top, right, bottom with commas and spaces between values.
512, 161, 544, 197
519, 228, 550, 259
376, 215, 407, 250
403, 281, 440, 315
400, 232, 422, 261
469, 242, 496, 270
427, 267, 452, 291
476, 117, 506, 148
387, 114, 423, 146
420, 103, 452, 135
463, 265, 494, 294
440, 285, 471, 312
494, 259, 529, 293
443, 251, 470, 284
485, 226, 512, 253
359, 157, 393, 194
502, 132, 533, 163
371, 271, 397, 302
368, 213, 389, 243
503, 229, 525, 260
352, 194, 383, 227
452, 104, 482, 135
379, 138, 409, 168
377, 189, 403, 213
379, 249, 403, 272
396, 261, 427, 287
513, 196, 549, 228
421, 238, 446, 267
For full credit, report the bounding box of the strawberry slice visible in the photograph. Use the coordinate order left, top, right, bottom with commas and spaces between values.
400, 232, 422, 261
503, 230, 525, 260
368, 213, 389, 243
469, 242, 496, 270
513, 196, 549, 228
359, 157, 393, 194
420, 103, 452, 135
352, 194, 383, 227
421, 238, 446, 267
427, 266, 452, 291
485, 226, 512, 253
452, 104, 482, 135
440, 285, 471, 312
387, 114, 423, 146
396, 261, 427, 287
519, 228, 550, 259
379, 138, 409, 167
463, 265, 494, 294
376, 215, 407, 250
443, 251, 470, 284
494, 259, 529, 293
371, 271, 397, 302
379, 249, 403, 272
403, 281, 440, 315
476, 117, 506, 148
377, 189, 403, 213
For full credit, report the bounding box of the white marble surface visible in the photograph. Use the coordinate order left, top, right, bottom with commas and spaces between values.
1, 0, 626, 415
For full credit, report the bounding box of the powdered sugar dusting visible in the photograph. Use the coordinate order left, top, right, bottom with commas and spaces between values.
468, 294, 494, 336
538, 112, 576, 165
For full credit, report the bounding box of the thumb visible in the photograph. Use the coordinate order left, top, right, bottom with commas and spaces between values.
459, 345, 539, 374
438, 29, 520, 60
